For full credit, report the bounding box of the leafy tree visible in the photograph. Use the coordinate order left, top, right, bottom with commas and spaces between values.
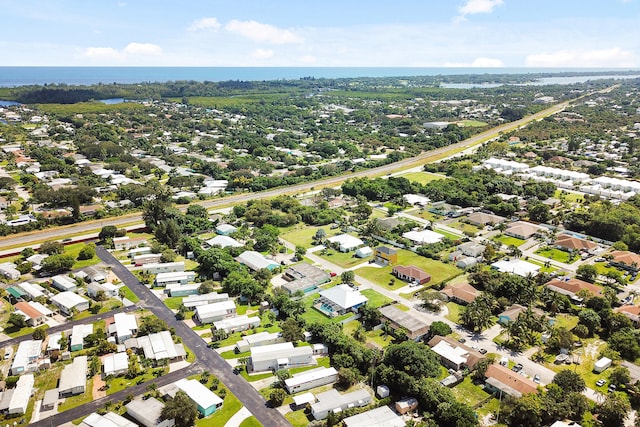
280, 318, 304, 343
546, 326, 574, 352
380, 341, 440, 379
161, 390, 198, 427
597, 392, 630, 427
77, 243, 96, 260
160, 249, 177, 263
357, 304, 380, 330
576, 264, 598, 282
197, 247, 237, 279
608, 328, 640, 360
222, 269, 265, 303
32, 326, 48, 341
154, 219, 181, 248
20, 247, 35, 259
426, 321, 452, 340
337, 367, 358, 388
58, 332, 69, 350
7, 312, 27, 329
269, 389, 287, 407
504, 393, 543, 427
528, 203, 550, 223
98, 225, 118, 241
198, 280, 216, 294
138, 316, 168, 336
341, 270, 355, 284
39, 240, 64, 255
552, 369, 585, 393
608, 366, 631, 387
41, 253, 75, 273
16, 262, 32, 275
578, 308, 601, 336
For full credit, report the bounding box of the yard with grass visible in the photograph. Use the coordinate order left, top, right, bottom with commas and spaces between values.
196, 386, 243, 426
451, 377, 491, 407
434, 227, 465, 240
63, 242, 102, 269
399, 171, 447, 185
58, 378, 94, 412
525, 258, 559, 273
535, 247, 578, 264
407, 210, 442, 223
447, 220, 482, 236
493, 235, 527, 248
356, 249, 461, 289
281, 224, 340, 249
286, 409, 312, 427
239, 417, 262, 427
118, 285, 139, 303
318, 248, 369, 269
360, 289, 394, 308
543, 339, 610, 390
446, 302, 463, 323
459, 120, 488, 127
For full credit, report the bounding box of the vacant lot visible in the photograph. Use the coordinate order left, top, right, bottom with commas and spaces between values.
399, 171, 447, 185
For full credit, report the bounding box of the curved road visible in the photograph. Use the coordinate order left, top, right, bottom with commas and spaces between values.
0, 97, 576, 252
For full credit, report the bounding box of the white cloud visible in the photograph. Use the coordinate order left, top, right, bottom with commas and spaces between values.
471, 57, 504, 67
188, 17, 221, 32
459, 0, 504, 15
299, 54, 317, 64
526, 47, 638, 67
251, 48, 274, 59
83, 47, 124, 61
225, 20, 303, 44
123, 42, 162, 56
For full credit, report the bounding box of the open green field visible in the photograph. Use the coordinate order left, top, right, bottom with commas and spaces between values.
318, 248, 368, 269
398, 171, 447, 185
62, 242, 102, 269
447, 220, 482, 235
459, 120, 488, 127
493, 235, 526, 248
434, 228, 464, 240
534, 247, 577, 264
35, 102, 144, 115
356, 249, 461, 288
451, 377, 491, 406
360, 289, 394, 308
446, 302, 463, 323
555, 189, 585, 203
280, 224, 341, 249
407, 210, 442, 223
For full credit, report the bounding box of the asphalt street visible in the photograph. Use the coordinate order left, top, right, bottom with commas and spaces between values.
96, 246, 291, 427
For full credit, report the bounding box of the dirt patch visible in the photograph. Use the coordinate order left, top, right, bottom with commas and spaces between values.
92, 374, 106, 399
584, 340, 604, 360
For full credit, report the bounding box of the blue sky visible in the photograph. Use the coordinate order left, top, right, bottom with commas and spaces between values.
1, 0, 639, 67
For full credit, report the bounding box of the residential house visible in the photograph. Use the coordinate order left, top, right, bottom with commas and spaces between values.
182, 292, 229, 309
59, 355, 88, 396
355, 246, 373, 258
504, 221, 542, 240
216, 224, 237, 236
194, 300, 237, 324
128, 246, 153, 259
13, 281, 45, 300
5, 374, 34, 414
82, 266, 108, 283
235, 251, 279, 271
206, 235, 243, 249
213, 315, 261, 333
10, 340, 42, 375
378, 305, 430, 341
235, 331, 284, 353
126, 397, 175, 427
392, 265, 431, 285
610, 251, 640, 272
110, 313, 138, 344
14, 301, 46, 326
317, 284, 368, 316
113, 236, 149, 251
458, 242, 486, 258
485, 364, 538, 398
311, 389, 372, 420
26, 254, 48, 270
249, 342, 314, 372
80, 412, 137, 427
133, 253, 162, 266
343, 406, 404, 427
402, 230, 443, 245
103, 352, 129, 377
41, 388, 59, 411
284, 367, 339, 394
143, 262, 185, 275
51, 292, 89, 315
615, 305, 640, 327
51, 274, 78, 292
154, 271, 196, 287
554, 234, 597, 252
0, 262, 20, 280
545, 278, 603, 301
87, 281, 118, 299
466, 212, 507, 227
327, 234, 364, 252
70, 324, 94, 351
498, 304, 544, 324
491, 259, 540, 277
282, 263, 330, 295
428, 336, 485, 370
441, 282, 479, 305
395, 397, 419, 415
374, 246, 398, 265
169, 378, 223, 416
135, 330, 186, 362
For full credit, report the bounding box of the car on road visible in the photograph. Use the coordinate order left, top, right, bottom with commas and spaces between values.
330, 272, 337, 277
471, 345, 479, 350
512, 363, 523, 373
458, 337, 466, 343
608, 384, 617, 393
596, 379, 607, 387
479, 348, 488, 354
533, 374, 540, 384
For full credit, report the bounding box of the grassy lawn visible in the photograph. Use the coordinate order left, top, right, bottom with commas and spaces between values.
281, 224, 339, 249
196, 386, 243, 426
317, 249, 368, 269
446, 301, 463, 323
525, 258, 558, 273
58, 378, 94, 412
360, 289, 394, 308
399, 171, 447, 185
163, 296, 183, 310
555, 189, 585, 203
356, 249, 461, 288
493, 235, 526, 248
552, 313, 579, 330
236, 302, 261, 316
118, 286, 139, 303
240, 368, 275, 383
286, 409, 312, 427
451, 377, 491, 407
534, 247, 578, 264
544, 340, 609, 390
447, 220, 481, 235
459, 120, 488, 127
434, 228, 464, 240
239, 417, 262, 427
220, 349, 249, 360
33, 363, 64, 400
366, 328, 394, 348
63, 242, 102, 269
408, 210, 443, 223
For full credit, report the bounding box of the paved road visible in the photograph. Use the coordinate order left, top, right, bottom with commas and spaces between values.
0, 97, 578, 254
96, 246, 291, 427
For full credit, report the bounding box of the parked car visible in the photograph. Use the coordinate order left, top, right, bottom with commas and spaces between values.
329, 272, 337, 277
479, 348, 488, 354
596, 379, 607, 387
458, 338, 466, 343
533, 374, 540, 384
512, 363, 523, 373
608, 384, 617, 393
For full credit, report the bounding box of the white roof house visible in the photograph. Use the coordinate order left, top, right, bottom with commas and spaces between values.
343, 406, 405, 427
206, 235, 243, 248
48, 332, 63, 352
11, 339, 42, 375
250, 342, 314, 372
403, 194, 431, 206
491, 259, 541, 277
154, 271, 196, 286
59, 355, 88, 396
236, 331, 284, 353
87, 281, 119, 298
71, 324, 94, 351
319, 284, 368, 312
235, 251, 279, 271
0, 262, 20, 280
355, 246, 373, 258
174, 378, 223, 416
311, 389, 372, 420
182, 292, 229, 308
51, 274, 78, 292
81, 412, 137, 427
112, 313, 138, 344
8, 374, 34, 414
194, 300, 237, 324
103, 352, 129, 377
216, 223, 237, 235
143, 261, 186, 274
29, 300, 53, 317
15, 281, 45, 299
136, 330, 186, 361
285, 367, 339, 394
52, 291, 90, 315
126, 397, 174, 427
327, 234, 364, 252
213, 315, 261, 333
402, 229, 444, 245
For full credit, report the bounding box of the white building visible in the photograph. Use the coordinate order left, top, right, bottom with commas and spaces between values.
11, 340, 42, 375
7, 374, 34, 414
143, 262, 185, 274
206, 235, 243, 248
71, 324, 94, 351
59, 355, 88, 396
51, 291, 90, 315
0, 262, 20, 280
250, 342, 314, 372
194, 300, 237, 324
15, 281, 45, 300
182, 292, 229, 309
311, 389, 372, 420
87, 281, 119, 299
154, 271, 196, 287
51, 274, 78, 292
80, 412, 137, 427
343, 406, 405, 427
128, 247, 153, 258
491, 259, 541, 277
235, 251, 279, 271
327, 234, 364, 252
135, 330, 186, 362
213, 315, 261, 333
318, 284, 368, 315
111, 312, 138, 343
402, 229, 444, 245
173, 378, 223, 416
103, 352, 129, 377
126, 397, 175, 427
285, 367, 339, 393
235, 331, 284, 353
133, 253, 162, 266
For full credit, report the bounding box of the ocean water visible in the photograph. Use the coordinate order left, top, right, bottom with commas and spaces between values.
0, 66, 638, 87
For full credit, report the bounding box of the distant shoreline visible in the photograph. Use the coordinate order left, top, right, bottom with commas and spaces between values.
0, 66, 639, 88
